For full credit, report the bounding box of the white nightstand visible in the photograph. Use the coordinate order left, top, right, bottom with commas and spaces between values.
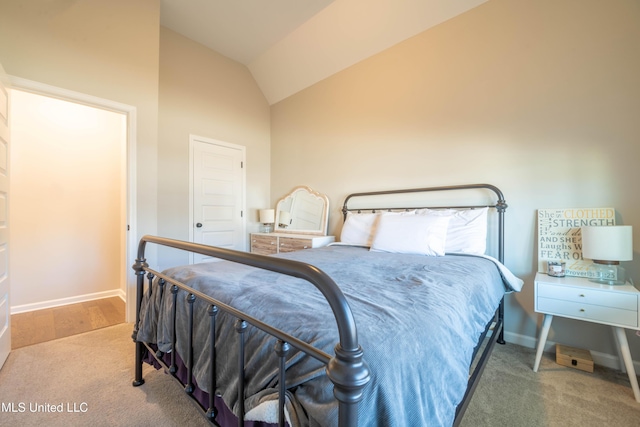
533, 272, 640, 402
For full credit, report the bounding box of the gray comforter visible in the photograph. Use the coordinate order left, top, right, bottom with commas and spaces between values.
136, 245, 520, 426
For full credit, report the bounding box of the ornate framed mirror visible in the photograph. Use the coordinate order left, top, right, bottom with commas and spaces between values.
274, 186, 329, 235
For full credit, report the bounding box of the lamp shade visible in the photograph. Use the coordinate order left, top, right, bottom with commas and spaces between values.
581, 226, 633, 262
278, 210, 291, 225
259, 209, 275, 224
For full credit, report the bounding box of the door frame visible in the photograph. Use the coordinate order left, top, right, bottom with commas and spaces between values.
9, 76, 137, 322
188, 134, 246, 264
0, 63, 11, 369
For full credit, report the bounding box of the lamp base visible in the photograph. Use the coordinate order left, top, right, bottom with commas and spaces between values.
260, 223, 273, 233
587, 262, 627, 286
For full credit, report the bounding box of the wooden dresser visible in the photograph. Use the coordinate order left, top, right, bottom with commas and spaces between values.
250, 233, 335, 255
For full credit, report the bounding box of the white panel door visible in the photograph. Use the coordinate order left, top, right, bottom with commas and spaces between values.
191, 136, 245, 263
0, 63, 11, 369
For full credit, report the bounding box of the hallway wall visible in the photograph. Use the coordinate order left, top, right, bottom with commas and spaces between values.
10, 90, 126, 311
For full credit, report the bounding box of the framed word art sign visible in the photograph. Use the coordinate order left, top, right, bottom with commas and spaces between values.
537, 207, 615, 277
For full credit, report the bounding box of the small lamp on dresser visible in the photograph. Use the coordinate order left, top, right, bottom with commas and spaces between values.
278, 210, 291, 229
581, 225, 633, 286
259, 209, 275, 233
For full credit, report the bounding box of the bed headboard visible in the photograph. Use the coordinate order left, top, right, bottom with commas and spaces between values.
341, 184, 508, 263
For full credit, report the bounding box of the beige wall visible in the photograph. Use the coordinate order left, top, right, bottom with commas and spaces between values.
157, 28, 271, 268
0, 3, 272, 309
0, 0, 160, 320
271, 0, 640, 358
0, 0, 160, 242
10, 90, 125, 309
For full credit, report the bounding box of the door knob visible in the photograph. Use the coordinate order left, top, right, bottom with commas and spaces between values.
196, 223, 203, 228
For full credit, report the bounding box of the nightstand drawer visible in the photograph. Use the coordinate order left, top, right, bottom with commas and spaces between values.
537, 297, 638, 328
537, 283, 637, 311
278, 237, 312, 253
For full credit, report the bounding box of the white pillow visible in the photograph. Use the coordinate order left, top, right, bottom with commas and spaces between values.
417, 207, 488, 254
370, 213, 450, 256
340, 211, 416, 246
340, 212, 381, 246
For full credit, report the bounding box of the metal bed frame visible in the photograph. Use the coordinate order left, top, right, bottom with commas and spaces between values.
131, 183, 508, 427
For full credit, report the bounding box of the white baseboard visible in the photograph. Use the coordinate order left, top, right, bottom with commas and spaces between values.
504, 331, 640, 372
10, 289, 126, 315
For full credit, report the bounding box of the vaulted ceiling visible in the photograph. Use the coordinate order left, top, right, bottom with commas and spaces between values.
160, 0, 488, 105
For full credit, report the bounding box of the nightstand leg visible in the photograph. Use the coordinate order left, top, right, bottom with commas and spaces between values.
533, 314, 553, 372
613, 327, 640, 403
612, 327, 627, 374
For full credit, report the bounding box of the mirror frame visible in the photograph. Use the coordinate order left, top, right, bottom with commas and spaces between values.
274, 186, 330, 235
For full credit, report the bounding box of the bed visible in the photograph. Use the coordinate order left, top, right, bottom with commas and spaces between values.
132, 183, 523, 426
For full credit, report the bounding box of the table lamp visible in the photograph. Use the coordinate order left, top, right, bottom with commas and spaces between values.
278, 211, 291, 228
581, 225, 633, 285
259, 209, 275, 233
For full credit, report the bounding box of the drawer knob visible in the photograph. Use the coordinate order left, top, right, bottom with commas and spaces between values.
580, 308, 586, 312
304, 246, 308, 249
579, 294, 585, 297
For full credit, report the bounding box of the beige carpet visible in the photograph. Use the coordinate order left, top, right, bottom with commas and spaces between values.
461, 342, 640, 427
0, 323, 638, 426
0, 323, 209, 427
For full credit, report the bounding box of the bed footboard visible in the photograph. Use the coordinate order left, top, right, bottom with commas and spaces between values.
131, 235, 370, 427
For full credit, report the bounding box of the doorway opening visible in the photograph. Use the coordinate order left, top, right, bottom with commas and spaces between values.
8, 77, 136, 326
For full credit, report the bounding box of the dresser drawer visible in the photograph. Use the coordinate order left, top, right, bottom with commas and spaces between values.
537, 283, 637, 311
278, 237, 312, 253
250, 233, 334, 254
537, 297, 638, 328
251, 235, 278, 255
